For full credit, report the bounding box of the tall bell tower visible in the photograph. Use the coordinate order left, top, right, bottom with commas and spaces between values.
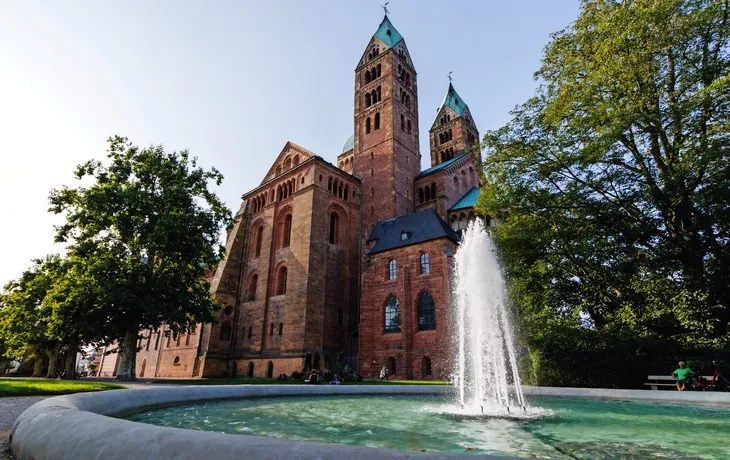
352, 14, 421, 237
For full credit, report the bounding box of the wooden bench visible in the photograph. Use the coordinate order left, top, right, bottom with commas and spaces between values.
644, 375, 714, 390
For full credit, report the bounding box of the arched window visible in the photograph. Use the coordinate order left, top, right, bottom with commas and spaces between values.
405, 95, 410, 109
219, 322, 232, 341
417, 291, 436, 331
247, 274, 258, 301
275, 165, 282, 176
407, 119, 411, 134
365, 70, 371, 83
281, 213, 292, 248
374, 112, 380, 130
283, 157, 292, 170
365, 92, 371, 107
248, 325, 253, 339
329, 212, 339, 245
278, 322, 283, 335
266, 361, 274, 378
400, 114, 405, 131
422, 356, 432, 377
254, 226, 263, 258
173, 356, 180, 366
453, 176, 460, 194
371, 89, 377, 103
293, 155, 300, 166
248, 361, 254, 377
431, 182, 436, 200
425, 186, 431, 202
420, 253, 430, 274
269, 322, 274, 336
276, 266, 287, 295
384, 296, 401, 333
406, 73, 411, 87
418, 188, 424, 204
388, 259, 396, 280
376, 86, 381, 102
376, 63, 381, 77
366, 117, 371, 134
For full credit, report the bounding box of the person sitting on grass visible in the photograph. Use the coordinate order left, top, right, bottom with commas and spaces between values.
304, 370, 319, 384
672, 361, 695, 391
330, 374, 344, 385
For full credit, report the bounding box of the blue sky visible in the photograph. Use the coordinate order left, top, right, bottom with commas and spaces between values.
0, 1, 580, 285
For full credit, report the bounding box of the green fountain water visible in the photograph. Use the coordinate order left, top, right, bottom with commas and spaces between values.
128, 395, 730, 459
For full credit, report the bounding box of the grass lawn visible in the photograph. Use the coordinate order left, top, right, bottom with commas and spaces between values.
0, 378, 126, 397
151, 377, 449, 386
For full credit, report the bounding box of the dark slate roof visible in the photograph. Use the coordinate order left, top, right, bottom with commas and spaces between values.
449, 186, 480, 211
367, 208, 459, 254
342, 134, 354, 153
415, 153, 469, 179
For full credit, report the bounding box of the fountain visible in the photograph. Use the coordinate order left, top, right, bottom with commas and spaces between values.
453, 218, 526, 416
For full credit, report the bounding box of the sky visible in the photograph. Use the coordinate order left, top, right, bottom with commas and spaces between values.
0, 1, 580, 286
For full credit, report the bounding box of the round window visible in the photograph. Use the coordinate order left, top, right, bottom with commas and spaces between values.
224, 305, 233, 316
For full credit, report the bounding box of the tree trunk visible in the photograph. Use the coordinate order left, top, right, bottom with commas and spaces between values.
32, 356, 46, 377
62, 339, 79, 380
45, 345, 60, 379
115, 329, 138, 381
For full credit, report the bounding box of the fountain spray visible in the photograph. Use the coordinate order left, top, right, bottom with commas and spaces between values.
453, 219, 526, 415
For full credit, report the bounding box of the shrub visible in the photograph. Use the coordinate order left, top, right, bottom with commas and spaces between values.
291, 370, 303, 380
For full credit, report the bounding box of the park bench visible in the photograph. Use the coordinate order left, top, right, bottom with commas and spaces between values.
644, 375, 714, 390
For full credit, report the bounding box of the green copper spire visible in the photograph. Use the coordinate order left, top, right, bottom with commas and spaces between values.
373, 15, 403, 48
440, 82, 468, 116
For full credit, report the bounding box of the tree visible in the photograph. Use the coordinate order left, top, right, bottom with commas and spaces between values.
479, 0, 730, 380
49, 136, 233, 380
0, 256, 65, 378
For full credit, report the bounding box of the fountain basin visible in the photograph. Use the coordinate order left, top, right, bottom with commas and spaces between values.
10, 385, 730, 460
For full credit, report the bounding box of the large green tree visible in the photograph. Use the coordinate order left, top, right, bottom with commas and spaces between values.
0, 256, 66, 378
49, 136, 233, 380
479, 0, 730, 379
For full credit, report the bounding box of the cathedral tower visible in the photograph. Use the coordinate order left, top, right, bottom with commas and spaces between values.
429, 83, 479, 166
352, 15, 421, 236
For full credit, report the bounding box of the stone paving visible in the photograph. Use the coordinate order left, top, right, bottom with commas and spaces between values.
0, 396, 47, 460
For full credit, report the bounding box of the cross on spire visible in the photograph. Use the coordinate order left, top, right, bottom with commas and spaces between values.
382, 2, 389, 16
448, 71, 453, 82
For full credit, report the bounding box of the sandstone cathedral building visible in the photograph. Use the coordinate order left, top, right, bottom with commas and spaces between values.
97, 14, 485, 380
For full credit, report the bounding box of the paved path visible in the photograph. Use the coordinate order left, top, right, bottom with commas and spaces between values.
0, 396, 47, 460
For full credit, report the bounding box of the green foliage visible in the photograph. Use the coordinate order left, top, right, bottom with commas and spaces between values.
0, 256, 64, 362
0, 378, 125, 396
480, 0, 730, 386
47, 136, 233, 379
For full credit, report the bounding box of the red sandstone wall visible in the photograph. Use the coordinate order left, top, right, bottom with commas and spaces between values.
359, 238, 456, 380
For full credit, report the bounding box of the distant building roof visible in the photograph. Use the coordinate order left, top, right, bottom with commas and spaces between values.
440, 82, 468, 117
373, 15, 403, 48
342, 134, 354, 153
449, 187, 480, 212
416, 153, 469, 179
367, 208, 459, 254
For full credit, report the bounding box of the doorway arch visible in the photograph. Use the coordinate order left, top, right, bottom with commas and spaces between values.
386, 356, 396, 377
248, 361, 254, 377
266, 361, 274, 378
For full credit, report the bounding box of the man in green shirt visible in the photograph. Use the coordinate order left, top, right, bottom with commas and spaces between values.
672, 361, 695, 391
